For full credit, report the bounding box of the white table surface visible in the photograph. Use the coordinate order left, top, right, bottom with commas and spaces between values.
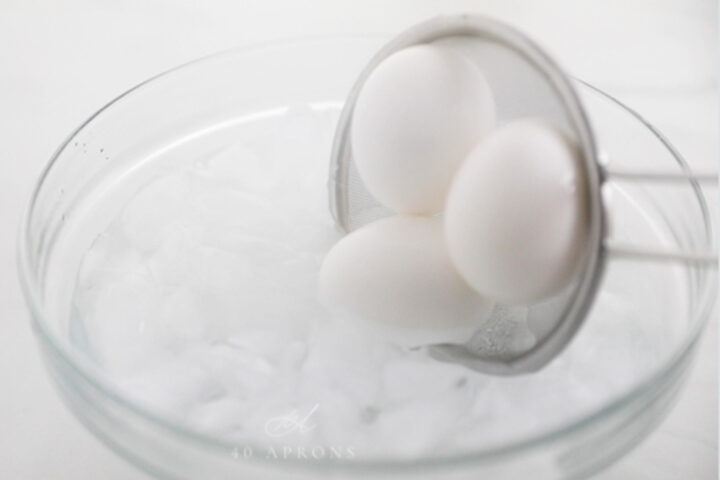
0, 1, 716, 478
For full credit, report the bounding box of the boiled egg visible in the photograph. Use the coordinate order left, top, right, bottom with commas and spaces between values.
444, 118, 590, 304
351, 44, 495, 215
319, 216, 493, 348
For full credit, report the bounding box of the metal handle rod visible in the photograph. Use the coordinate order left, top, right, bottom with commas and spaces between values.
602, 168, 717, 264
604, 240, 717, 264
603, 168, 718, 184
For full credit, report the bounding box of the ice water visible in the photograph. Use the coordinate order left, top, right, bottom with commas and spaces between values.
70, 103, 685, 460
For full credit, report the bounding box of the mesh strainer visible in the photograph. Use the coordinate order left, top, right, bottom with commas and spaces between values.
328, 15, 717, 375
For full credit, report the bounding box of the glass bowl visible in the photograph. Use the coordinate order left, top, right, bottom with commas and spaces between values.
18, 37, 716, 479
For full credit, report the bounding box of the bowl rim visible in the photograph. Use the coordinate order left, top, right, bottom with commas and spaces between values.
16, 35, 718, 474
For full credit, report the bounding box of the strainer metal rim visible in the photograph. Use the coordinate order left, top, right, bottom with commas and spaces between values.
328, 14, 606, 374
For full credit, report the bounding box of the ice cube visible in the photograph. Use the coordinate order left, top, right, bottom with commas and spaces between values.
119, 353, 224, 417
84, 274, 164, 372
188, 396, 247, 435
120, 172, 192, 253
370, 392, 470, 457
381, 357, 470, 404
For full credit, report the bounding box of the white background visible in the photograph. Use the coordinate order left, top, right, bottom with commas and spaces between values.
0, 1, 716, 478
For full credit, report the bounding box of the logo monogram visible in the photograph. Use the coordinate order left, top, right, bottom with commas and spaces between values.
264, 404, 320, 437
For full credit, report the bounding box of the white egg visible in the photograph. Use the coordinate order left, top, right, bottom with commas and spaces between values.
318, 216, 493, 348
445, 119, 591, 304
351, 44, 495, 215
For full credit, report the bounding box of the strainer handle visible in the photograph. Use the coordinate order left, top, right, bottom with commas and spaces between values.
603, 168, 717, 184
604, 241, 717, 264
602, 168, 717, 264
